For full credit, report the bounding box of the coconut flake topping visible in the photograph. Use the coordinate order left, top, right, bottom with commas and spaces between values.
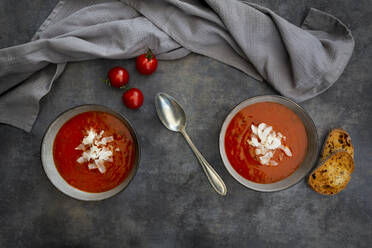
247, 123, 292, 166
75, 128, 118, 174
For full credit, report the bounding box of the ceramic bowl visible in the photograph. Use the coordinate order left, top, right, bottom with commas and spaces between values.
41, 105, 140, 200
219, 95, 318, 192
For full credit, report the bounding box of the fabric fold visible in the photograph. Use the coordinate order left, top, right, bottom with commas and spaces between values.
0, 0, 354, 132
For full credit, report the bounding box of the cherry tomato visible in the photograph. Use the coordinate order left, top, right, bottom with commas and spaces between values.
136, 49, 158, 75
107, 66, 129, 88
122, 88, 144, 109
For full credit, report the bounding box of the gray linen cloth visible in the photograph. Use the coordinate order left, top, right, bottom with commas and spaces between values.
0, 0, 354, 132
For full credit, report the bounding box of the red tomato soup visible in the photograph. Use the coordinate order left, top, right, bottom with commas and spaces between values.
53, 111, 136, 193
224, 102, 308, 184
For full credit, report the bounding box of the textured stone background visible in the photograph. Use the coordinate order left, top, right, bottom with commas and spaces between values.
0, 1, 371, 247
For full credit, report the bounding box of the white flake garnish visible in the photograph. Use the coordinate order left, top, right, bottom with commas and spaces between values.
76, 156, 86, 164
82, 129, 96, 145
75, 143, 85, 151
88, 163, 97, 170
75, 128, 119, 174
247, 123, 292, 166
280, 145, 292, 157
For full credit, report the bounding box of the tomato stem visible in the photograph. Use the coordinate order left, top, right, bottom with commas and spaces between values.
103, 79, 111, 87
120, 85, 130, 91
145, 48, 153, 61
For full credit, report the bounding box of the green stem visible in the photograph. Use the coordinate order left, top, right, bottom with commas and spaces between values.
145, 48, 153, 61
120, 85, 130, 91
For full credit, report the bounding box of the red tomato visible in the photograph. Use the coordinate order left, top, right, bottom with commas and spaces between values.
122, 88, 144, 109
107, 66, 129, 88
136, 49, 158, 75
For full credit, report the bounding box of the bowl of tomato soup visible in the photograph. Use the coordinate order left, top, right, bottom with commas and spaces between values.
219, 95, 318, 192
41, 105, 140, 200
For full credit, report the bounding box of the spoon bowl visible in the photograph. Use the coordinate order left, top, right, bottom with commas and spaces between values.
155, 93, 186, 132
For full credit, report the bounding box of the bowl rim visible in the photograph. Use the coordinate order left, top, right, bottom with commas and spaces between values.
40, 104, 140, 201
219, 95, 318, 192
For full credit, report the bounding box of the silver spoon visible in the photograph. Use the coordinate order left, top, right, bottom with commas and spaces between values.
155, 92, 227, 196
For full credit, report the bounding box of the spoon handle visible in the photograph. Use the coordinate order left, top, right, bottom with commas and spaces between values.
180, 129, 227, 196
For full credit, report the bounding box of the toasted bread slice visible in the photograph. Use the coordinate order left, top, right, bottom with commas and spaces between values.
308, 151, 354, 195
321, 128, 354, 164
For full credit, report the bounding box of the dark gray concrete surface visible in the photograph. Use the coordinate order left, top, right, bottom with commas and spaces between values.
0, 0, 371, 247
